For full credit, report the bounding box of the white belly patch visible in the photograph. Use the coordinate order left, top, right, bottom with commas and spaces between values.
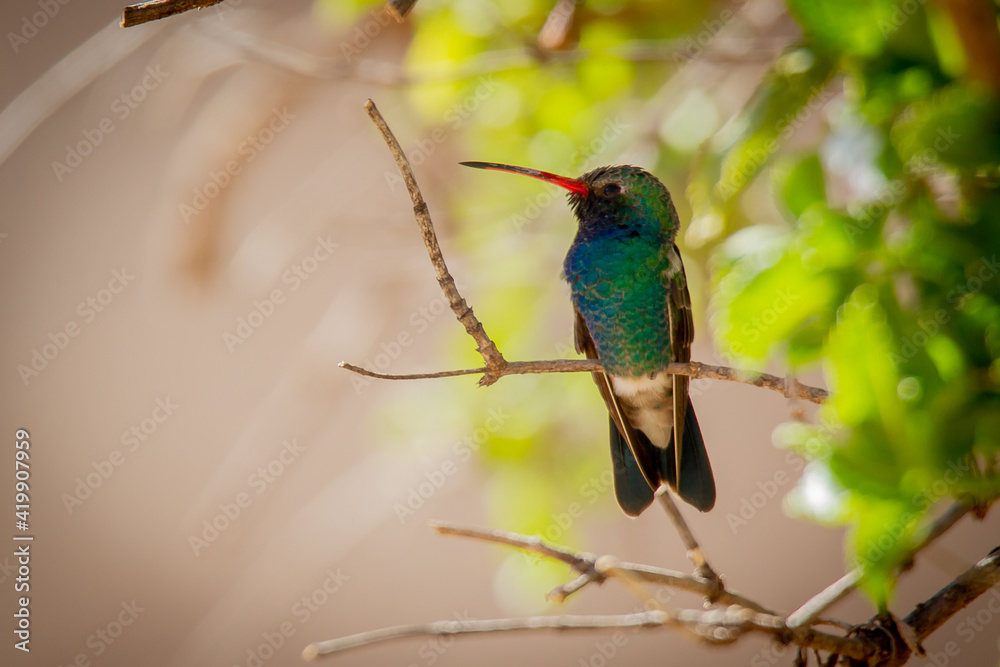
610, 372, 674, 449
610, 372, 669, 399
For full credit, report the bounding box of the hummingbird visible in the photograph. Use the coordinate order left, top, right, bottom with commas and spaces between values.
461, 161, 715, 515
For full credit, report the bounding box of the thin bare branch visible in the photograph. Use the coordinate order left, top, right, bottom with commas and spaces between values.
301, 602, 870, 661
363, 99, 508, 385
785, 571, 862, 632
907, 544, 1000, 639
844, 545, 1000, 666
547, 571, 601, 603
339, 359, 829, 404
654, 486, 721, 589
302, 611, 671, 660
122, 0, 224, 27
430, 521, 768, 613
786, 502, 974, 629
431, 521, 594, 571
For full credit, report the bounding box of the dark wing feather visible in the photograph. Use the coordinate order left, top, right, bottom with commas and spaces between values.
665, 244, 716, 511
607, 416, 655, 515
678, 401, 715, 511
574, 308, 657, 515
666, 244, 693, 489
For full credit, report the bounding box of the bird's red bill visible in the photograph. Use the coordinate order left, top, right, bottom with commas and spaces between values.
460, 161, 589, 196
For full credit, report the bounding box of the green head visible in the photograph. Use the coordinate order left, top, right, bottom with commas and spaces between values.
461, 162, 680, 241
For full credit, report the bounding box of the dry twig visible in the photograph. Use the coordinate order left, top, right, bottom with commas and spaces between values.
430, 521, 766, 612
905, 544, 1000, 639
303, 520, 1000, 664
303, 611, 671, 660
340, 359, 829, 403
302, 524, 877, 661
363, 99, 507, 385
121, 0, 224, 27
655, 486, 721, 586
786, 502, 973, 629
385, 0, 419, 22
302, 603, 871, 661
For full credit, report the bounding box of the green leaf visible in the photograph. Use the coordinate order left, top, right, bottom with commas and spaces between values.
775, 152, 826, 219
786, 0, 898, 58
688, 48, 836, 243
892, 84, 1000, 172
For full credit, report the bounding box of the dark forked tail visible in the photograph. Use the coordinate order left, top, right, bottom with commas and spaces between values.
609, 401, 716, 515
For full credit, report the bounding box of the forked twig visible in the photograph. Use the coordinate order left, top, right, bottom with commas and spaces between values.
430, 521, 767, 612
363, 99, 507, 385
301, 524, 872, 661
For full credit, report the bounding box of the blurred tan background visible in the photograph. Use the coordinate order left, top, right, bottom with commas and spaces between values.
1, 1, 998, 666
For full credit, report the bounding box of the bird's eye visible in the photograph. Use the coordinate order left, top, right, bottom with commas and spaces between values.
603, 183, 622, 197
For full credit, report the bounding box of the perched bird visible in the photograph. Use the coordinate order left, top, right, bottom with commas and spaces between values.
461, 162, 715, 515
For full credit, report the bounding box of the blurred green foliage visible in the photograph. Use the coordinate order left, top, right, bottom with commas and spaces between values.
712, 0, 1000, 605
322, 0, 1000, 608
